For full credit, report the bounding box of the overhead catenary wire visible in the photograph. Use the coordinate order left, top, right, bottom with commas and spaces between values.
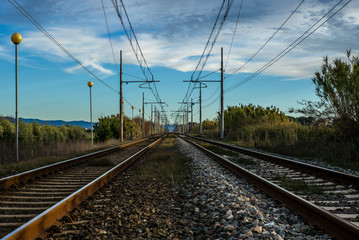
111, 0, 167, 121
203, 94, 221, 109
7, 0, 123, 95
101, 0, 120, 77
225, 0, 305, 79
8, 0, 142, 112
224, 0, 244, 70
224, 0, 350, 93
203, 86, 220, 103
190, 0, 233, 81
199, 69, 221, 80
177, 0, 235, 124
123, 72, 146, 81
185, 0, 234, 100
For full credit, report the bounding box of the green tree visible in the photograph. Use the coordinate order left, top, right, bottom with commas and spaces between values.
94, 117, 113, 142
291, 50, 359, 133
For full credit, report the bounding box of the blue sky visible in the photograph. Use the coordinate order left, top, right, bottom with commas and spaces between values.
1, 0, 358, 124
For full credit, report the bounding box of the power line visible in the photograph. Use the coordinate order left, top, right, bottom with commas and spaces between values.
203, 94, 221, 109
111, 0, 167, 121
8, 0, 121, 95
224, 0, 244, 70
199, 69, 221, 80
123, 72, 146, 81
101, 0, 120, 77
178, 0, 235, 120
225, 0, 305, 79
203, 86, 220, 103
111, 0, 154, 81
224, 0, 351, 93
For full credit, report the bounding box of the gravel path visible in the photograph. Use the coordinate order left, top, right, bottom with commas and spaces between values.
46, 137, 331, 240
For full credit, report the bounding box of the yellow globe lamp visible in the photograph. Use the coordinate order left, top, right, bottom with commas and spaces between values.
88, 81, 94, 88
122, 99, 125, 104
132, 106, 134, 109
11, 33, 22, 44
139, 109, 141, 112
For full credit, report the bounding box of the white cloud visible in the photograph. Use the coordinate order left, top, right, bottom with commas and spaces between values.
4, 0, 358, 81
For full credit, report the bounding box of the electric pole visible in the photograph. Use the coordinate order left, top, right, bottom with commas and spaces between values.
199, 83, 202, 135
220, 47, 224, 139
191, 98, 193, 132
151, 104, 153, 135
186, 102, 189, 132
120, 50, 124, 142
142, 92, 145, 137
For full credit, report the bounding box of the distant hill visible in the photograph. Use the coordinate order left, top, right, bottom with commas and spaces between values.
2, 117, 92, 129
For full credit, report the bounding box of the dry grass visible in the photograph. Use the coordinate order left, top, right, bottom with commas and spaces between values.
0, 138, 127, 178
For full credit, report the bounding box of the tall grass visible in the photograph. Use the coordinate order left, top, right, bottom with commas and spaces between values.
0, 138, 120, 178
0, 117, 89, 164
195, 104, 359, 171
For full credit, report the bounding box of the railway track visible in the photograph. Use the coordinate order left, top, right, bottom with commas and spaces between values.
0, 136, 164, 240
44, 134, 339, 239
181, 135, 359, 240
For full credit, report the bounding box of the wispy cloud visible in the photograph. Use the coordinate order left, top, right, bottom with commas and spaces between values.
3, 0, 358, 80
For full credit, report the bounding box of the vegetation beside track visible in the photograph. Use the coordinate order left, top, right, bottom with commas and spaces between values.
0, 112, 161, 176
272, 175, 328, 195
0, 117, 88, 164
0, 138, 128, 178
191, 52, 359, 171
193, 104, 358, 171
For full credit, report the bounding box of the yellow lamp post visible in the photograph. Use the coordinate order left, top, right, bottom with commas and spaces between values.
11, 33, 22, 162
88, 81, 94, 146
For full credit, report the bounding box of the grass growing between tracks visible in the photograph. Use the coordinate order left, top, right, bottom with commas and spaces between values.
231, 157, 257, 166
194, 140, 257, 166
137, 136, 189, 186
196, 141, 238, 156
273, 175, 326, 195
87, 158, 115, 166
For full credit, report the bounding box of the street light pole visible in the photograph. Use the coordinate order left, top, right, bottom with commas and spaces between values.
88, 81, 94, 146
11, 33, 22, 162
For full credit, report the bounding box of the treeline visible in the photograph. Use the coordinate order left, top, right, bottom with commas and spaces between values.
195, 104, 357, 170
0, 117, 86, 163
94, 114, 161, 142
195, 52, 359, 170
94, 115, 140, 142
0, 113, 161, 164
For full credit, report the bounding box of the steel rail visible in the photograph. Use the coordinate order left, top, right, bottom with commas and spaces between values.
0, 138, 151, 190
180, 135, 359, 240
2, 135, 165, 240
187, 135, 359, 188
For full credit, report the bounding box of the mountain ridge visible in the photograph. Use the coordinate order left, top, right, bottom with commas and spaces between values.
1, 117, 92, 129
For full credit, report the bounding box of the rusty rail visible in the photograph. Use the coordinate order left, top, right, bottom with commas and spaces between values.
0, 138, 150, 190
187, 135, 359, 189
180, 136, 359, 240
2, 135, 165, 240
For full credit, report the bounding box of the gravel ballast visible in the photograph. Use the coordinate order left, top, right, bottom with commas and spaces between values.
46, 136, 331, 239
